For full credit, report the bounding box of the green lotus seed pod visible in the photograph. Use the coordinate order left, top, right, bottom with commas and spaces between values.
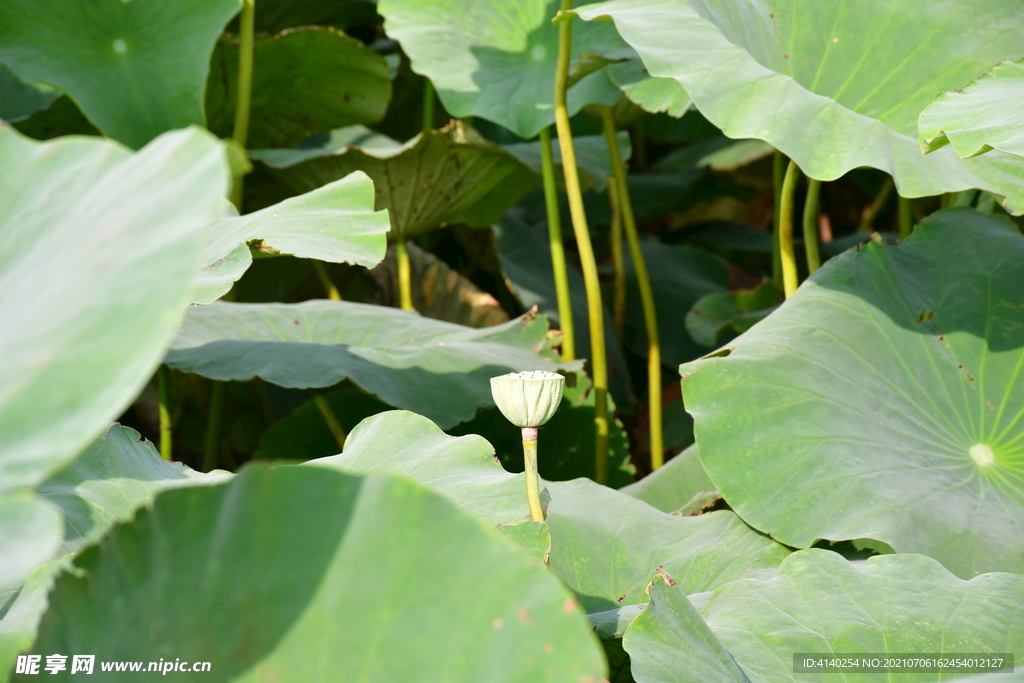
490, 370, 565, 428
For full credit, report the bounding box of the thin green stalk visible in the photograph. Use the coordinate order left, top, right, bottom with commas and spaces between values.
158, 365, 172, 461
312, 261, 342, 301
554, 1, 609, 484
857, 177, 893, 232
898, 196, 913, 239
802, 178, 822, 274
230, 0, 256, 210
538, 126, 575, 360
313, 395, 347, 450
395, 240, 414, 310
608, 176, 626, 343
772, 150, 785, 287
422, 78, 435, 130
941, 192, 957, 209
522, 427, 544, 522
779, 160, 800, 298
203, 381, 225, 472
601, 107, 663, 470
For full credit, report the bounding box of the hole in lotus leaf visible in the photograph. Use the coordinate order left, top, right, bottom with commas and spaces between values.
969, 444, 995, 467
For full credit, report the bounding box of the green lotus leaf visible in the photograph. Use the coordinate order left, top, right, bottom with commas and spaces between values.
0, 66, 58, 123
701, 550, 1024, 682
165, 301, 576, 429
0, 496, 60, 593
195, 171, 389, 304
620, 579, 747, 683
920, 59, 1024, 160
680, 209, 1024, 577
607, 59, 690, 118
26, 465, 605, 682
624, 240, 728, 369
312, 411, 790, 615
252, 122, 538, 240
206, 26, 391, 149
621, 444, 718, 516
0, 126, 228, 494
0, 0, 240, 148
575, 0, 1024, 213
502, 131, 631, 193
0, 425, 225, 674
376, 0, 626, 139
685, 282, 780, 348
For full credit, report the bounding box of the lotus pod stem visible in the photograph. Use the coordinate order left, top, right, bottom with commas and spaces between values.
522, 427, 544, 522
230, 0, 255, 210
553, 0, 609, 484
158, 365, 172, 461
396, 240, 414, 310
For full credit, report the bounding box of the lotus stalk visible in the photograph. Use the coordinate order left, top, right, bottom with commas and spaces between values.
491, 371, 565, 522
396, 239, 414, 310
229, 0, 255, 210
158, 365, 172, 461
553, 1, 609, 484
538, 126, 576, 360
600, 106, 663, 470
898, 196, 913, 239
779, 159, 800, 298
772, 150, 785, 287
608, 176, 626, 342
803, 178, 822, 274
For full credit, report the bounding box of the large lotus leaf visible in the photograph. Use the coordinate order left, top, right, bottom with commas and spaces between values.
252, 122, 538, 240
0, 496, 60, 593
0, 66, 58, 123
701, 550, 1024, 683
494, 206, 635, 409
23, 465, 605, 682
624, 240, 728, 369
1, 426, 224, 675
575, 0, 1024, 213
311, 411, 790, 615
164, 301, 576, 429
0, 126, 228, 495
377, 0, 626, 139
607, 59, 691, 118
0, 0, 240, 149
502, 132, 632, 193
195, 171, 389, 304
621, 443, 718, 516
206, 27, 391, 149
680, 209, 1024, 578
920, 59, 1024, 160
620, 579, 747, 683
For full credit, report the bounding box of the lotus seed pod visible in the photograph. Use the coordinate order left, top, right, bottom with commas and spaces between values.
490, 370, 565, 428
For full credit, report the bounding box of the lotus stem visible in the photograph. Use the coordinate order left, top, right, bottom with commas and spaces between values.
554, 1, 609, 484
422, 78, 435, 130
202, 381, 225, 472
539, 126, 575, 360
229, 0, 255, 210
312, 261, 342, 300
779, 160, 800, 298
396, 240, 414, 310
313, 394, 346, 450
857, 177, 893, 232
803, 178, 822, 274
898, 196, 913, 239
608, 174, 626, 343
601, 106, 663, 470
522, 427, 544, 522
158, 365, 172, 461
772, 150, 784, 287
